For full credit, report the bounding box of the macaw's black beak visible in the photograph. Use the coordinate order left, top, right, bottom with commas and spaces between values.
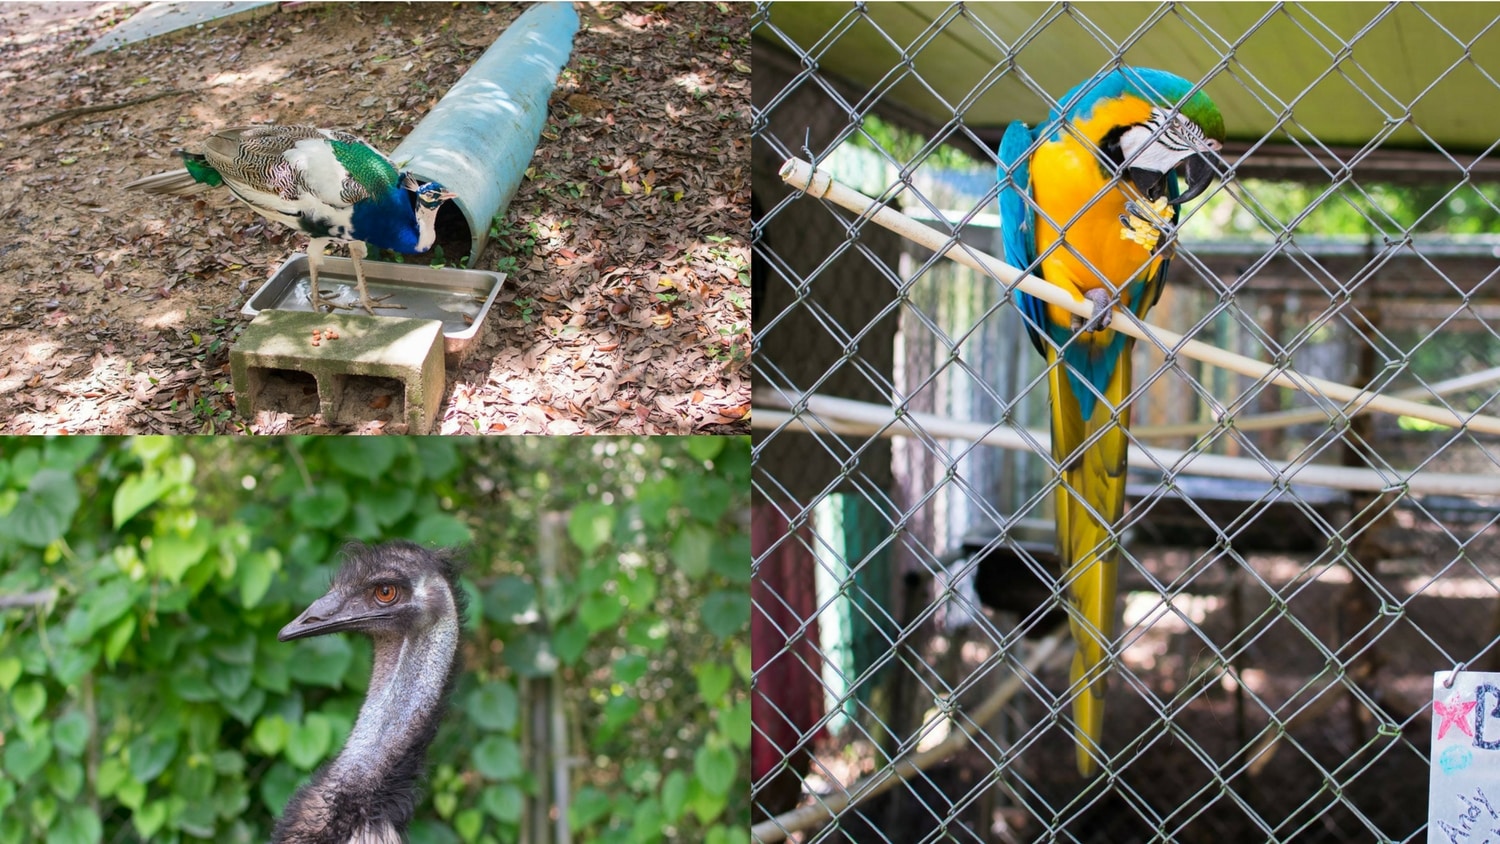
1129, 167, 1168, 201
1170, 151, 1222, 205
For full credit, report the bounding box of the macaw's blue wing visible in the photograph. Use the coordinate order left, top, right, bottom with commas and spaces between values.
998, 120, 1049, 358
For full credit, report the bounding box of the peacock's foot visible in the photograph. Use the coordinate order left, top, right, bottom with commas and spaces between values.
1071, 288, 1115, 333
356, 291, 406, 314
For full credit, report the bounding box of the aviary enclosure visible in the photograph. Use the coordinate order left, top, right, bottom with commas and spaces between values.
751, 3, 1500, 842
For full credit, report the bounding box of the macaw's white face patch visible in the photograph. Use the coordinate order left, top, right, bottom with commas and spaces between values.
1118, 110, 1220, 174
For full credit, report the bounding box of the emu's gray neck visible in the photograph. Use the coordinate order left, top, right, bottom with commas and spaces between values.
333, 613, 459, 789
273, 607, 459, 844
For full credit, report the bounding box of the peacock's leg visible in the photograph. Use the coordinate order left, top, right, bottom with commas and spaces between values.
306, 237, 332, 313
347, 241, 403, 314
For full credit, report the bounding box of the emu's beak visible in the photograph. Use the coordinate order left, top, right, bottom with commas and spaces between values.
279, 590, 354, 641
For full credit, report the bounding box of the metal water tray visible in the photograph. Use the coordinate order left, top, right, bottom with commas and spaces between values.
242, 254, 505, 361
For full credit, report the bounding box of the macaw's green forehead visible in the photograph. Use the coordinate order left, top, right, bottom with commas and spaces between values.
1051, 66, 1226, 141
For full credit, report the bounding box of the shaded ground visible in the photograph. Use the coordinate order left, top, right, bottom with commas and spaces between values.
0, 1, 750, 434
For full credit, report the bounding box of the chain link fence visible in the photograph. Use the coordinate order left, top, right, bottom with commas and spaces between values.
751, 3, 1500, 841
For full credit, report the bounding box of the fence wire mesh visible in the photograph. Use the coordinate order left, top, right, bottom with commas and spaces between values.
751, 3, 1500, 842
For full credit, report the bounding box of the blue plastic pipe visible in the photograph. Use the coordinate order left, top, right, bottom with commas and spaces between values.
392, 2, 579, 267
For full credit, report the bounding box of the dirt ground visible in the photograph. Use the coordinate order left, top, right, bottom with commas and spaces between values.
0, 1, 750, 434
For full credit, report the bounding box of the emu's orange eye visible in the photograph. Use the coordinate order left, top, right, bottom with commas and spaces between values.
373, 585, 399, 605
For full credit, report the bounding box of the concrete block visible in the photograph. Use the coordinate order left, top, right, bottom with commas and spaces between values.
231, 310, 446, 433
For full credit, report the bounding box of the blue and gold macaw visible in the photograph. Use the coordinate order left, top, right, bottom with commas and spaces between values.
997, 68, 1225, 776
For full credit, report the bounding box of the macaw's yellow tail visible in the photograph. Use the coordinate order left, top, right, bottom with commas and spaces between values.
1048, 348, 1132, 777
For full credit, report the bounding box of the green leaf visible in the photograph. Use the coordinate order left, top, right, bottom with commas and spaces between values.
112, 467, 174, 528
682, 474, 733, 525
103, 615, 137, 667
258, 761, 301, 818
553, 619, 590, 666
48, 643, 98, 687
662, 769, 690, 820
568, 502, 614, 554
670, 524, 714, 579
618, 568, 658, 607
613, 654, 649, 685
95, 758, 127, 798
688, 780, 727, 824
325, 439, 401, 480
210, 662, 253, 700
51, 712, 89, 757
363, 485, 416, 526
3, 735, 51, 781
701, 589, 749, 640
633, 801, 665, 842
480, 783, 524, 823
693, 742, 737, 798
173, 672, 217, 703
238, 549, 279, 608
224, 686, 266, 725
472, 735, 522, 780
252, 715, 291, 756
0, 780, 14, 816
465, 682, 519, 733
63, 579, 133, 644
147, 527, 210, 584
454, 808, 483, 842
635, 478, 678, 529
569, 785, 612, 830
286, 714, 333, 771
483, 575, 537, 624
410, 512, 473, 546
291, 483, 350, 528
46, 759, 83, 801
719, 700, 751, 750
52, 804, 100, 844
127, 730, 178, 784
0, 657, 19, 692
12, 681, 45, 727
579, 591, 624, 633
504, 631, 557, 678
710, 533, 751, 584
685, 437, 725, 461
695, 662, 733, 706
286, 636, 353, 688
132, 800, 167, 839
0, 469, 79, 547
706, 822, 749, 844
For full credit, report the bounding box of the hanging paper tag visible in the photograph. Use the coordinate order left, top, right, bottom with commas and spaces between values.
1430, 671, 1500, 843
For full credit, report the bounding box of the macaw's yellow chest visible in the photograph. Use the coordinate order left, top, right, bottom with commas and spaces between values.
1029, 97, 1165, 311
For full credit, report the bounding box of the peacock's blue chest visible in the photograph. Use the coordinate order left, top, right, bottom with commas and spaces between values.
351, 189, 423, 252
295, 187, 422, 252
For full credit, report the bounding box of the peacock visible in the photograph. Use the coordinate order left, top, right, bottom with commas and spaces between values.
126, 125, 456, 314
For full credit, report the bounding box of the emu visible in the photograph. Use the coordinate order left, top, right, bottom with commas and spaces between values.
273, 541, 466, 844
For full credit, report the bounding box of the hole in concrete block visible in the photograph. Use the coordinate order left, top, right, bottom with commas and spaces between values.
327, 373, 406, 426
245, 367, 320, 418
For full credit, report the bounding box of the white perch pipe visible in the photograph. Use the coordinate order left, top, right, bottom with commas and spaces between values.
753, 391, 1500, 497
777, 158, 1500, 437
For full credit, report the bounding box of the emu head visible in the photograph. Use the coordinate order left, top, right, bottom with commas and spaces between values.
279, 541, 464, 645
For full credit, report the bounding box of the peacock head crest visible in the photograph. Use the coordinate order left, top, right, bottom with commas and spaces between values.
400, 172, 457, 209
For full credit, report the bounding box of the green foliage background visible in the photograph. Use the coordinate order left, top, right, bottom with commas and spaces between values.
0, 436, 750, 844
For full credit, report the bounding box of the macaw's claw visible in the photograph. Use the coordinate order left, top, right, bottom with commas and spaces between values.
1071, 288, 1116, 333
1120, 198, 1177, 252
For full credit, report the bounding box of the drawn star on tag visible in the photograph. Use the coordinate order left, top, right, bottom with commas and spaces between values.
1435, 697, 1478, 740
